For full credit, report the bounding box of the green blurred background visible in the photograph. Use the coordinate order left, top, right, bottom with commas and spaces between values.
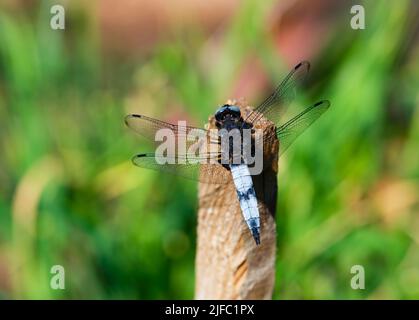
0, 0, 418, 299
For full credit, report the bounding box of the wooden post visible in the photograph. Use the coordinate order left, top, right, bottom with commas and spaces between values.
195, 100, 279, 300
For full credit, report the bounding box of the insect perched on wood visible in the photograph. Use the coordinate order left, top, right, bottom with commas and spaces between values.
125, 61, 330, 245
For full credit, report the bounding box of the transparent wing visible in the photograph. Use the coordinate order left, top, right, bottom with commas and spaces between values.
243, 61, 310, 127
125, 114, 220, 148
132, 153, 232, 184
263, 100, 330, 155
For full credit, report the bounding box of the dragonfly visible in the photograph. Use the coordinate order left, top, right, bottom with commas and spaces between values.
125, 61, 330, 246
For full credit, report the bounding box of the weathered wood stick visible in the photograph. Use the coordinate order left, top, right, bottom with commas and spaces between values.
195, 99, 279, 300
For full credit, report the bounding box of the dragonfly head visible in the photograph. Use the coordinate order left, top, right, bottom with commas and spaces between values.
214, 104, 242, 129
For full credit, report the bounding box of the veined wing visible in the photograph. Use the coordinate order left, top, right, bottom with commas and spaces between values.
125, 114, 220, 149
262, 100, 330, 155
243, 61, 310, 127
132, 152, 232, 184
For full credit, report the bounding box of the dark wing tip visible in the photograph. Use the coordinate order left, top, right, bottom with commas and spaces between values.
133, 153, 147, 158
124, 114, 142, 126
131, 153, 152, 164
314, 100, 331, 108
295, 60, 310, 71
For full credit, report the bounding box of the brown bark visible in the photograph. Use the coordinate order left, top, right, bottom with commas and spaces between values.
195, 99, 278, 300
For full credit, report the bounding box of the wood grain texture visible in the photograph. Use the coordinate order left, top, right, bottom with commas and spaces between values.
195, 99, 278, 300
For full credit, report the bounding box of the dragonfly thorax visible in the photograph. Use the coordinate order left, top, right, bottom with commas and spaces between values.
214, 105, 243, 166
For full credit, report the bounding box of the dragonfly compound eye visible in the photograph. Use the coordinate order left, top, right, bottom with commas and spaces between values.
215, 105, 241, 121
228, 105, 241, 116
215, 105, 228, 121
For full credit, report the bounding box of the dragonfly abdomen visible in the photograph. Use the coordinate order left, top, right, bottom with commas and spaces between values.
230, 164, 261, 245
